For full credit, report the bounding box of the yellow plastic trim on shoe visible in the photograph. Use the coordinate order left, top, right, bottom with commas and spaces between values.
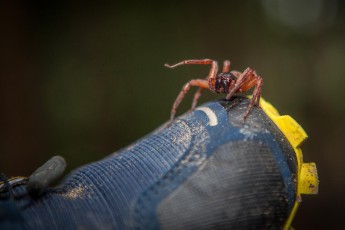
258, 98, 319, 230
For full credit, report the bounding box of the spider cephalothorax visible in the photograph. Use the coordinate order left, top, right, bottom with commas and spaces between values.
210, 72, 237, 94
165, 59, 263, 122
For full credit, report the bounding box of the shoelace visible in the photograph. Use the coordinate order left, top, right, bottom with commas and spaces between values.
0, 174, 28, 199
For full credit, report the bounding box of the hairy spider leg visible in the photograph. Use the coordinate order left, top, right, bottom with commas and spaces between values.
164, 59, 219, 81
164, 59, 214, 68
226, 67, 263, 119
237, 70, 263, 105
191, 60, 230, 111
230, 70, 241, 78
222, 60, 231, 73
191, 87, 204, 112
170, 79, 209, 122
165, 59, 220, 121
225, 67, 255, 99
241, 75, 263, 119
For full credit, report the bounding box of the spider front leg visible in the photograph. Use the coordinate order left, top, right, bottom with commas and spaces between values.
243, 76, 263, 120
225, 67, 255, 100
189, 60, 229, 111
165, 59, 219, 121
225, 68, 263, 120
164, 59, 219, 82
170, 79, 209, 122
188, 60, 230, 111
164, 59, 215, 68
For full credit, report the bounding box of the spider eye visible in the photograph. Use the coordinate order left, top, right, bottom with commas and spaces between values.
222, 79, 229, 88
215, 78, 222, 89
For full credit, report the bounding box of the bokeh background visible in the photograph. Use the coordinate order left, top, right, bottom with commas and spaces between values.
1, 1, 344, 229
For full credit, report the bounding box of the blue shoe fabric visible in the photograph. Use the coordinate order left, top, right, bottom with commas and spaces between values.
0, 97, 297, 230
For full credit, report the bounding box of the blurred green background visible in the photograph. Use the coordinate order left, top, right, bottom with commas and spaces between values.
1, 1, 344, 229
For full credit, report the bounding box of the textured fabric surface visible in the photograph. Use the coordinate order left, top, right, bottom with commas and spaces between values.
0, 97, 297, 230
158, 142, 288, 230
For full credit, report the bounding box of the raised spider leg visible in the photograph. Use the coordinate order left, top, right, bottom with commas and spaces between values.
170, 79, 208, 122
165, 59, 219, 120
191, 60, 222, 111
222, 60, 231, 73
165, 59, 218, 81
164, 59, 214, 68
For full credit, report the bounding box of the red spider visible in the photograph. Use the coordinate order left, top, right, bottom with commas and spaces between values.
164, 59, 263, 122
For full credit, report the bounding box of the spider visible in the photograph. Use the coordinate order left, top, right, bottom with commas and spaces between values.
164, 59, 263, 122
